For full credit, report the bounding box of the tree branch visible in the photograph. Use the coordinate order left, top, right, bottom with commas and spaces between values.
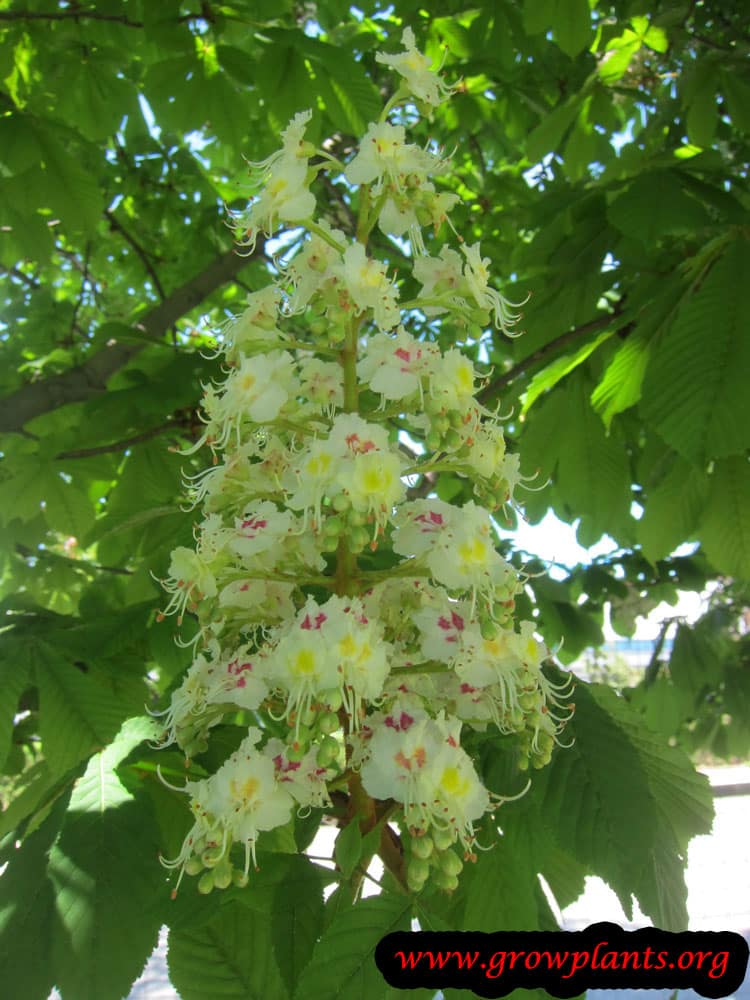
55, 422, 178, 460
477, 312, 621, 405
1, 265, 41, 290
106, 210, 166, 300
0, 240, 264, 434
0, 8, 216, 27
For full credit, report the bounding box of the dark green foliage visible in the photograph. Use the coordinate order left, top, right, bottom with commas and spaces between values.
0, 2, 745, 997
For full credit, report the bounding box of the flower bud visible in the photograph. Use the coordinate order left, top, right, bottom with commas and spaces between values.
438, 850, 463, 877
316, 735, 340, 767
198, 871, 215, 894
318, 711, 340, 735
410, 835, 434, 860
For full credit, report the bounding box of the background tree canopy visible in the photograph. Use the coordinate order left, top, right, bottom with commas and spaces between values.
0, 2, 747, 999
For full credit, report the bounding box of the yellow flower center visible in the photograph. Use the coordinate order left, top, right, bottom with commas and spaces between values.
292, 648, 316, 675
230, 776, 259, 804
439, 766, 470, 798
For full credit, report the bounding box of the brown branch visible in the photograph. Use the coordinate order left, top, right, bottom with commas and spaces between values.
55, 422, 177, 460
0, 239, 264, 434
477, 312, 621, 405
0, 9, 208, 27
1, 265, 41, 290
106, 211, 166, 300
15, 543, 133, 575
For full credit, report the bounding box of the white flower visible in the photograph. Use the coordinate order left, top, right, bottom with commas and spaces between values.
220, 286, 283, 358
375, 27, 456, 111
158, 546, 218, 624
360, 709, 489, 850
357, 328, 440, 404
461, 242, 526, 337
233, 111, 317, 253
229, 501, 295, 562
203, 351, 297, 451
282, 222, 345, 314
265, 738, 333, 809
183, 730, 295, 878
298, 356, 344, 414
334, 242, 400, 331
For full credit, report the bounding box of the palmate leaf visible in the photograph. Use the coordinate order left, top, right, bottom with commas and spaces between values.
48, 719, 166, 1000
640, 236, 750, 463
535, 683, 713, 930
294, 893, 413, 999
531, 681, 658, 918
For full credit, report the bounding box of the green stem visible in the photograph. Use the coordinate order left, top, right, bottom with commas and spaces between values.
302, 218, 347, 253
314, 151, 348, 173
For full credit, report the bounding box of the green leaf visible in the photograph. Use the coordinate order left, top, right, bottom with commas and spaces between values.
43, 476, 95, 538
310, 47, 381, 136
48, 719, 165, 1000
216, 44, 256, 86
521, 330, 612, 415
0, 798, 68, 1000
461, 834, 542, 931
168, 899, 289, 999
668, 620, 724, 699
698, 456, 750, 579
684, 63, 718, 148
28, 121, 104, 234
591, 686, 713, 929
295, 893, 412, 1000
334, 817, 363, 879
640, 238, 750, 463
0, 647, 28, 768
553, 0, 593, 58
591, 331, 651, 429
720, 67, 750, 133
526, 99, 581, 163
526, 373, 632, 545
607, 171, 711, 245
638, 455, 710, 562
532, 681, 659, 916
270, 857, 327, 996
32, 637, 137, 777
0, 759, 74, 840
598, 38, 641, 84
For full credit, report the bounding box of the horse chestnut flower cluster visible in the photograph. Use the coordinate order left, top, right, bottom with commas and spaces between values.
155, 27, 573, 897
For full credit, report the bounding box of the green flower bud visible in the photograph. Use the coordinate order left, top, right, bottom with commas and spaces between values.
321, 689, 343, 712
438, 850, 464, 877
213, 860, 233, 889
316, 735, 340, 767
198, 871, 215, 895
410, 835, 434, 860
185, 857, 203, 876
426, 430, 442, 451
408, 857, 430, 884
201, 847, 223, 869
432, 869, 459, 892
318, 710, 340, 735
432, 828, 455, 852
